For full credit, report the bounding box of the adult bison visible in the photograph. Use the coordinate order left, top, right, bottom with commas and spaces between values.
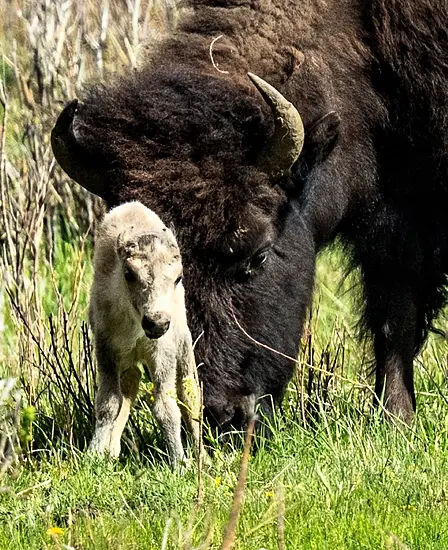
51, 0, 448, 429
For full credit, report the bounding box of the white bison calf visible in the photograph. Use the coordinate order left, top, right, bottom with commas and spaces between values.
88, 201, 201, 467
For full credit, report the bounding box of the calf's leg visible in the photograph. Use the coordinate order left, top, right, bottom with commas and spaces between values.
147, 354, 186, 467
89, 337, 141, 457
108, 365, 141, 455
152, 384, 186, 467
89, 366, 122, 457
90, 364, 141, 457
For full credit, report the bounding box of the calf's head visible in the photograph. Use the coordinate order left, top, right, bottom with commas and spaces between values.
117, 229, 183, 339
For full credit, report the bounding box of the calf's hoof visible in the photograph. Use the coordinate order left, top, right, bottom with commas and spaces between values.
88, 437, 121, 459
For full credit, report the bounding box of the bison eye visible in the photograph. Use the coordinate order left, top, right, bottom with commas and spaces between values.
124, 268, 137, 283
175, 275, 183, 286
246, 250, 269, 275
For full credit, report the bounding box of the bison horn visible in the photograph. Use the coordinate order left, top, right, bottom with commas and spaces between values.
248, 73, 304, 179
51, 99, 106, 198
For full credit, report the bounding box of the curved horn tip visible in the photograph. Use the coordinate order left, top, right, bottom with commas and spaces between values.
52, 99, 81, 136
51, 99, 106, 198
247, 72, 305, 178
247, 73, 291, 104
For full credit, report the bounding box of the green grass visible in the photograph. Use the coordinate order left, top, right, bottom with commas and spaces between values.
1, 403, 448, 549
1, 246, 448, 549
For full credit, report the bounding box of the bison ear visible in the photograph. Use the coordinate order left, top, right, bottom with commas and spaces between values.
296, 111, 341, 174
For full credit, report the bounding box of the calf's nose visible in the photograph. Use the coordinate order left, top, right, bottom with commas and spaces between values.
142, 314, 170, 339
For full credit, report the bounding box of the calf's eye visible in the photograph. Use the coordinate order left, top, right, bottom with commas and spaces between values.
175, 275, 183, 285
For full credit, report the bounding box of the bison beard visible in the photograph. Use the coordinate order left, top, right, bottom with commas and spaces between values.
52, 0, 448, 430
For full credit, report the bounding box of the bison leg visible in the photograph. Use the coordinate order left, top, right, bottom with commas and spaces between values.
365, 283, 417, 423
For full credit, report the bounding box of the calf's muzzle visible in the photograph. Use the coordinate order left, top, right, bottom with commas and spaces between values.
142, 314, 170, 339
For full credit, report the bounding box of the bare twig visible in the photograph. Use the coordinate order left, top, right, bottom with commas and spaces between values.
231, 307, 368, 388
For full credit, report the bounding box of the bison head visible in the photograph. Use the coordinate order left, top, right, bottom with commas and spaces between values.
51, 66, 340, 432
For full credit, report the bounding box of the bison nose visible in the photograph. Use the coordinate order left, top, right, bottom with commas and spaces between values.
142, 315, 170, 339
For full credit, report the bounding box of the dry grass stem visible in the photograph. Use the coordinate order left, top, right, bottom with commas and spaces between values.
220, 416, 256, 550
276, 482, 286, 550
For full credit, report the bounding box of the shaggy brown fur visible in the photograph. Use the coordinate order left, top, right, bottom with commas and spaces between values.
53, 0, 448, 428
